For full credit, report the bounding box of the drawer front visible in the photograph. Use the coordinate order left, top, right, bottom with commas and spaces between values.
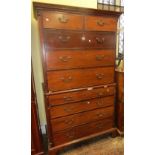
46, 50, 115, 70
42, 12, 83, 30
47, 67, 114, 91
53, 128, 76, 146
76, 117, 113, 139
51, 106, 114, 133
85, 15, 117, 31
50, 96, 114, 118
52, 117, 113, 146
48, 85, 115, 106
44, 30, 116, 50
85, 32, 116, 49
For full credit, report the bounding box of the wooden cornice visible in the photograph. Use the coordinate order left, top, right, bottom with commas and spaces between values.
33, 2, 123, 19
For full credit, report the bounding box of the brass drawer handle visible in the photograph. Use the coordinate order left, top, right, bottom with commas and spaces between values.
61, 76, 72, 83
97, 101, 103, 107
64, 96, 73, 102
97, 113, 104, 118
96, 55, 105, 61
58, 15, 69, 23
96, 123, 104, 129
97, 20, 105, 26
66, 131, 75, 139
64, 119, 74, 125
96, 37, 105, 44
64, 107, 73, 113
59, 36, 71, 42
59, 56, 72, 62
96, 73, 104, 80
98, 92, 104, 97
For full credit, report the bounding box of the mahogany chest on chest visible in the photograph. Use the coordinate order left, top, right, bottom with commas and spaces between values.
34, 2, 122, 154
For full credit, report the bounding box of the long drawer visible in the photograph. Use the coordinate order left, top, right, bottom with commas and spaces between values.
46, 50, 115, 70
52, 117, 114, 146
49, 96, 114, 118
51, 106, 114, 133
48, 85, 115, 106
47, 67, 114, 91
44, 30, 116, 50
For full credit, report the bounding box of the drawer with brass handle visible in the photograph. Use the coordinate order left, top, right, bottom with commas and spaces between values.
64, 119, 74, 125
96, 100, 106, 107
66, 131, 75, 139
46, 50, 115, 70
85, 15, 117, 32
51, 106, 114, 132
83, 32, 116, 49
44, 30, 115, 50
96, 113, 105, 118
53, 129, 76, 145
59, 56, 72, 62
63, 107, 74, 113
63, 96, 74, 102
58, 36, 71, 43
52, 117, 114, 145
97, 19, 105, 26
60, 76, 73, 83
49, 96, 114, 119
48, 85, 115, 106
47, 67, 114, 91
96, 37, 105, 44
96, 123, 105, 129
96, 73, 104, 80
58, 15, 69, 23
96, 55, 105, 61
42, 11, 83, 30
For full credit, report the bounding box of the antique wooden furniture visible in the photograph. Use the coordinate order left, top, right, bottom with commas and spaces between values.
33, 2, 122, 155
31, 70, 44, 155
115, 69, 124, 134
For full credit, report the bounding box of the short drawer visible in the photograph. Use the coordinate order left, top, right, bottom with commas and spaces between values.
49, 96, 114, 119
51, 106, 114, 133
44, 30, 116, 50
46, 50, 115, 70
85, 15, 117, 31
42, 12, 83, 30
52, 117, 113, 146
47, 67, 114, 91
48, 85, 115, 106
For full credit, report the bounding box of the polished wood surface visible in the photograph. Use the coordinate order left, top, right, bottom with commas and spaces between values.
47, 67, 114, 91
52, 117, 113, 146
49, 96, 114, 118
48, 85, 115, 105
85, 15, 117, 31
43, 11, 83, 30
34, 2, 122, 154
46, 50, 115, 70
44, 30, 116, 50
51, 106, 114, 132
115, 70, 124, 132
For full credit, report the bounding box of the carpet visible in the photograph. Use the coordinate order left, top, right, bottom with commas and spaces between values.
59, 136, 124, 155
